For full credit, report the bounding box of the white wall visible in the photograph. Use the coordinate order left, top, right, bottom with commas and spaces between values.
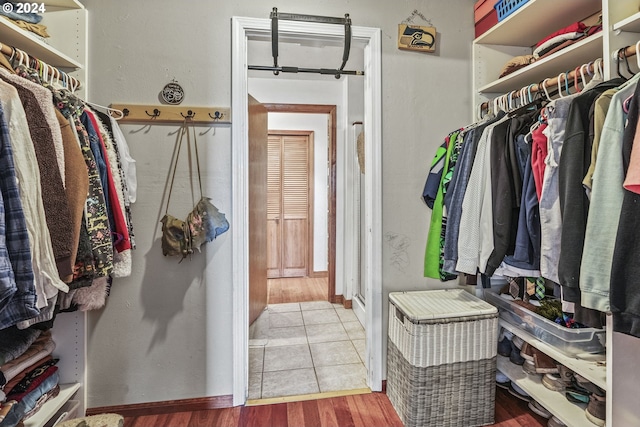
266, 112, 329, 273
82, 0, 474, 407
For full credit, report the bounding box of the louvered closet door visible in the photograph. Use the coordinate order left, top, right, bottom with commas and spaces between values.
267, 134, 311, 278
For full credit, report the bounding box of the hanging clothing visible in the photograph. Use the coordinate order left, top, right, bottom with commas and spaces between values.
0, 72, 75, 281
486, 111, 538, 276
538, 94, 577, 285
610, 83, 640, 336
557, 79, 624, 302
0, 106, 39, 330
581, 75, 640, 313
423, 130, 460, 280
0, 80, 68, 311
56, 109, 89, 284
583, 89, 616, 194
457, 114, 510, 275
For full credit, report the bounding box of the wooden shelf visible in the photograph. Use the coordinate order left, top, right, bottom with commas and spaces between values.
614, 11, 640, 33
478, 32, 603, 94
24, 383, 81, 427
475, 0, 601, 46
497, 356, 589, 427
0, 15, 82, 68
499, 319, 606, 390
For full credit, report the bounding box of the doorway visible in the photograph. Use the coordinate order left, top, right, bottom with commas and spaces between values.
265, 104, 337, 304
231, 16, 383, 406
267, 130, 315, 279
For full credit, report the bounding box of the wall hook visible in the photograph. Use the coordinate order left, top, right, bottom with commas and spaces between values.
145, 108, 161, 118
208, 111, 224, 120
181, 110, 196, 120
122, 108, 130, 117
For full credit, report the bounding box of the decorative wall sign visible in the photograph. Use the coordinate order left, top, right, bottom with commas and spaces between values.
161, 80, 185, 105
398, 24, 436, 53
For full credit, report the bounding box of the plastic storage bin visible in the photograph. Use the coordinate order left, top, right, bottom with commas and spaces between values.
387, 289, 498, 427
494, 0, 530, 21
484, 291, 605, 356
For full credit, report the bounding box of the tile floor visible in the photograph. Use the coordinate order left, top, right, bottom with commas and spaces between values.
248, 301, 368, 400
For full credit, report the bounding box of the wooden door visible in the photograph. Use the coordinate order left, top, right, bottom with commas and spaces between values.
267, 132, 313, 278
248, 95, 268, 326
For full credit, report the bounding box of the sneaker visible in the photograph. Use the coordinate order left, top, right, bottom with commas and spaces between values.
548, 416, 567, 427
522, 359, 538, 375
528, 400, 552, 419
520, 342, 535, 361
565, 387, 590, 404
542, 373, 565, 392
509, 383, 531, 402
534, 351, 559, 374
585, 393, 606, 426
512, 335, 525, 350
498, 336, 512, 357
557, 364, 575, 387
496, 370, 511, 390
573, 373, 605, 397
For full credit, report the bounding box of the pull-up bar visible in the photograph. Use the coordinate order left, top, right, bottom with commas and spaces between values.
248, 7, 364, 78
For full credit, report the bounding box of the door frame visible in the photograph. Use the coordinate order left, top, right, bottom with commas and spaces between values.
231, 16, 383, 405
267, 129, 316, 279
266, 104, 336, 298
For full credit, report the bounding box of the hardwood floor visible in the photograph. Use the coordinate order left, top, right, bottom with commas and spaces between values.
268, 277, 328, 304
123, 278, 550, 426
122, 387, 547, 427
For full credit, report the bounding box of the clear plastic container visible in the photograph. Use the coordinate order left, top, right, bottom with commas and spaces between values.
484, 291, 605, 356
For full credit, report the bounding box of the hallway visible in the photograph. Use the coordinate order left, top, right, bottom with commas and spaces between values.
248, 278, 368, 401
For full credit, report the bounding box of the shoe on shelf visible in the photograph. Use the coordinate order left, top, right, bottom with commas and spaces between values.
498, 336, 512, 357
585, 393, 606, 426
548, 415, 568, 427
512, 335, 525, 350
508, 383, 532, 402
565, 387, 590, 404
573, 373, 605, 397
522, 359, 538, 375
509, 340, 525, 365
528, 400, 552, 419
542, 373, 565, 392
520, 342, 535, 362
496, 370, 511, 390
557, 364, 575, 387
534, 350, 559, 374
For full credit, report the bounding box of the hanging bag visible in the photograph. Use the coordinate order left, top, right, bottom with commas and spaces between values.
160, 124, 229, 260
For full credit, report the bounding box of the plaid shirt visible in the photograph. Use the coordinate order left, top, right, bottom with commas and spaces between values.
0, 106, 39, 329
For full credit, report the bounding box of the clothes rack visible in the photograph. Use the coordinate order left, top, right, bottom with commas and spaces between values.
479, 58, 603, 117
480, 39, 640, 117
0, 42, 82, 91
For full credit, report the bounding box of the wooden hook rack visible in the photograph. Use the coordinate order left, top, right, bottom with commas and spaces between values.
109, 104, 231, 125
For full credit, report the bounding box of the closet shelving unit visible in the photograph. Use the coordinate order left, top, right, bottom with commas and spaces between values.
473, 1, 640, 426
0, 1, 88, 426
